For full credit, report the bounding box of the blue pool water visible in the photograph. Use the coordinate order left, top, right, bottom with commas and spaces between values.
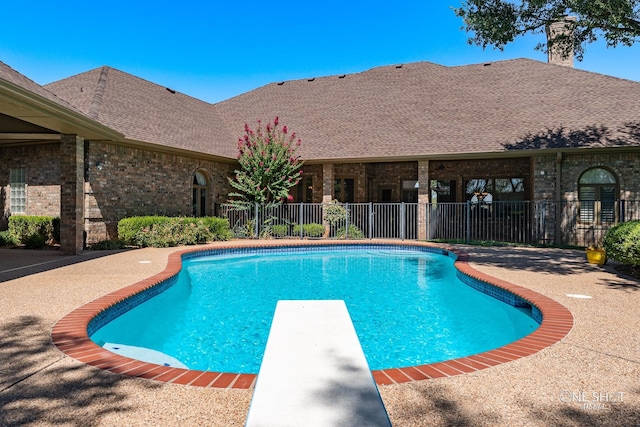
90, 246, 539, 372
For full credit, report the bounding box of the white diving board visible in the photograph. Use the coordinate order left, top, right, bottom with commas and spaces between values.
245, 300, 392, 427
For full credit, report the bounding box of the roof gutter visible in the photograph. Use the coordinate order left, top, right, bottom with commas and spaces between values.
301, 144, 640, 164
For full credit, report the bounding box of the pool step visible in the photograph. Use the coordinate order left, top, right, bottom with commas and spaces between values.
245, 300, 391, 427
103, 342, 188, 368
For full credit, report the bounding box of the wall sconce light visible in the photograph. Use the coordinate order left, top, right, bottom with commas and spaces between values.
95, 161, 104, 171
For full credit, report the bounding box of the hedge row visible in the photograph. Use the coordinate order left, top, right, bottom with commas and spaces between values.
117, 216, 232, 247
0, 216, 60, 248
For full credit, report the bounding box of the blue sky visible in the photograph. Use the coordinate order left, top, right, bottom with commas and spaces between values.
2, 1, 639, 104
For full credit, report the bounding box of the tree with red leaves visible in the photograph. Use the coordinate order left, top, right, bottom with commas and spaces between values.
228, 117, 304, 207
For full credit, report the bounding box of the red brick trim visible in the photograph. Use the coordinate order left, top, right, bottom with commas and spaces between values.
51, 240, 573, 388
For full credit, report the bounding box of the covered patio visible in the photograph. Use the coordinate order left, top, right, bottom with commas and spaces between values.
0, 69, 122, 255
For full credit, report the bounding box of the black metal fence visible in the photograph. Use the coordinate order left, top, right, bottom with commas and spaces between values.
217, 200, 640, 247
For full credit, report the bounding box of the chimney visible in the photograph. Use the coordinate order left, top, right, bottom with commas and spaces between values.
546, 16, 576, 67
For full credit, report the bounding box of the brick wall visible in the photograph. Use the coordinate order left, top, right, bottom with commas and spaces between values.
369, 162, 418, 202
334, 163, 368, 202
84, 142, 236, 243
0, 143, 61, 228
561, 151, 640, 200
532, 155, 557, 200
532, 151, 640, 201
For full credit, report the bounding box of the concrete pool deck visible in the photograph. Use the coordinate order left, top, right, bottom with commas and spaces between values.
1, 241, 639, 426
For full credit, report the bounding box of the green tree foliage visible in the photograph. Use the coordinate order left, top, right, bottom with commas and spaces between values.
454, 0, 640, 60
228, 117, 304, 207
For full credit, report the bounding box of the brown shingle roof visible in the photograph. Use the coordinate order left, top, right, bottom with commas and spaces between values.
215, 58, 640, 161
0, 61, 82, 113
45, 67, 237, 158
43, 58, 640, 162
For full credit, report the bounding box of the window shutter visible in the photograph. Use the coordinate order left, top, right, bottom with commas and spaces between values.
600, 186, 616, 223
579, 186, 596, 223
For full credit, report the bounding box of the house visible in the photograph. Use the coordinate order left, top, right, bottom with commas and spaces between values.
1, 53, 640, 254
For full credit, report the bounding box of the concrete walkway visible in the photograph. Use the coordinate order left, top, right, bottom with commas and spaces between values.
0, 242, 639, 426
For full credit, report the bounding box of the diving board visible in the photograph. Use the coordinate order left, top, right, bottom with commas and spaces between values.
245, 300, 391, 427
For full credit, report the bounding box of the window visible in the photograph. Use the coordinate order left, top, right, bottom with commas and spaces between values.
464, 178, 525, 202
334, 177, 355, 203
495, 178, 524, 194
10, 168, 26, 214
295, 175, 314, 203
430, 179, 456, 203
578, 168, 617, 224
402, 180, 418, 203
465, 178, 491, 197
192, 171, 208, 217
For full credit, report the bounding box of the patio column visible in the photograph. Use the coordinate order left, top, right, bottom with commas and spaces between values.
555, 152, 563, 245
417, 160, 430, 240
60, 134, 85, 255
322, 163, 334, 203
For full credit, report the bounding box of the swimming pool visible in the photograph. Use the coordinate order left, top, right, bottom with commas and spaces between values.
89, 244, 539, 373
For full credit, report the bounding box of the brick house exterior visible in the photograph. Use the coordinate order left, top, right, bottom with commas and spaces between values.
1, 57, 640, 254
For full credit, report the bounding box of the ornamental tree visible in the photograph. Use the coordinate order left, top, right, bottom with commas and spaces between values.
228, 117, 304, 206
454, 0, 640, 60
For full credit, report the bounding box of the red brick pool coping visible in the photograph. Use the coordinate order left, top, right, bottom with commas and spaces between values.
51, 240, 573, 389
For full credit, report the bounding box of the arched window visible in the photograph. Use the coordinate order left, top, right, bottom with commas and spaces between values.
192, 171, 208, 217
578, 168, 618, 224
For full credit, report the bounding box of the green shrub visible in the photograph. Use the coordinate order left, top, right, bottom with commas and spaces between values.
271, 224, 290, 238
232, 219, 255, 239
5, 216, 59, 246
88, 239, 126, 250
293, 223, 325, 238
336, 225, 365, 239
198, 217, 234, 241
603, 220, 640, 266
24, 234, 46, 249
118, 216, 232, 247
0, 230, 19, 247
323, 200, 347, 227
117, 216, 169, 244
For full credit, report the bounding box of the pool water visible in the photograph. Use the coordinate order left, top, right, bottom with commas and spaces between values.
90, 246, 539, 372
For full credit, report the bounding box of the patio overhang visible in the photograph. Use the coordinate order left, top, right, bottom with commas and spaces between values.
0, 78, 123, 142
0, 76, 123, 256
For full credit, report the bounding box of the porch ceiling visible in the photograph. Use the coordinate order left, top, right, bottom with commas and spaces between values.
0, 112, 61, 146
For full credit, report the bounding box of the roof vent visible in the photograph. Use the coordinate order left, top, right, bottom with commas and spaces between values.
277, 81, 285, 86
338, 74, 346, 79
483, 63, 492, 67
308, 78, 315, 82
166, 88, 176, 94
395, 64, 403, 69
